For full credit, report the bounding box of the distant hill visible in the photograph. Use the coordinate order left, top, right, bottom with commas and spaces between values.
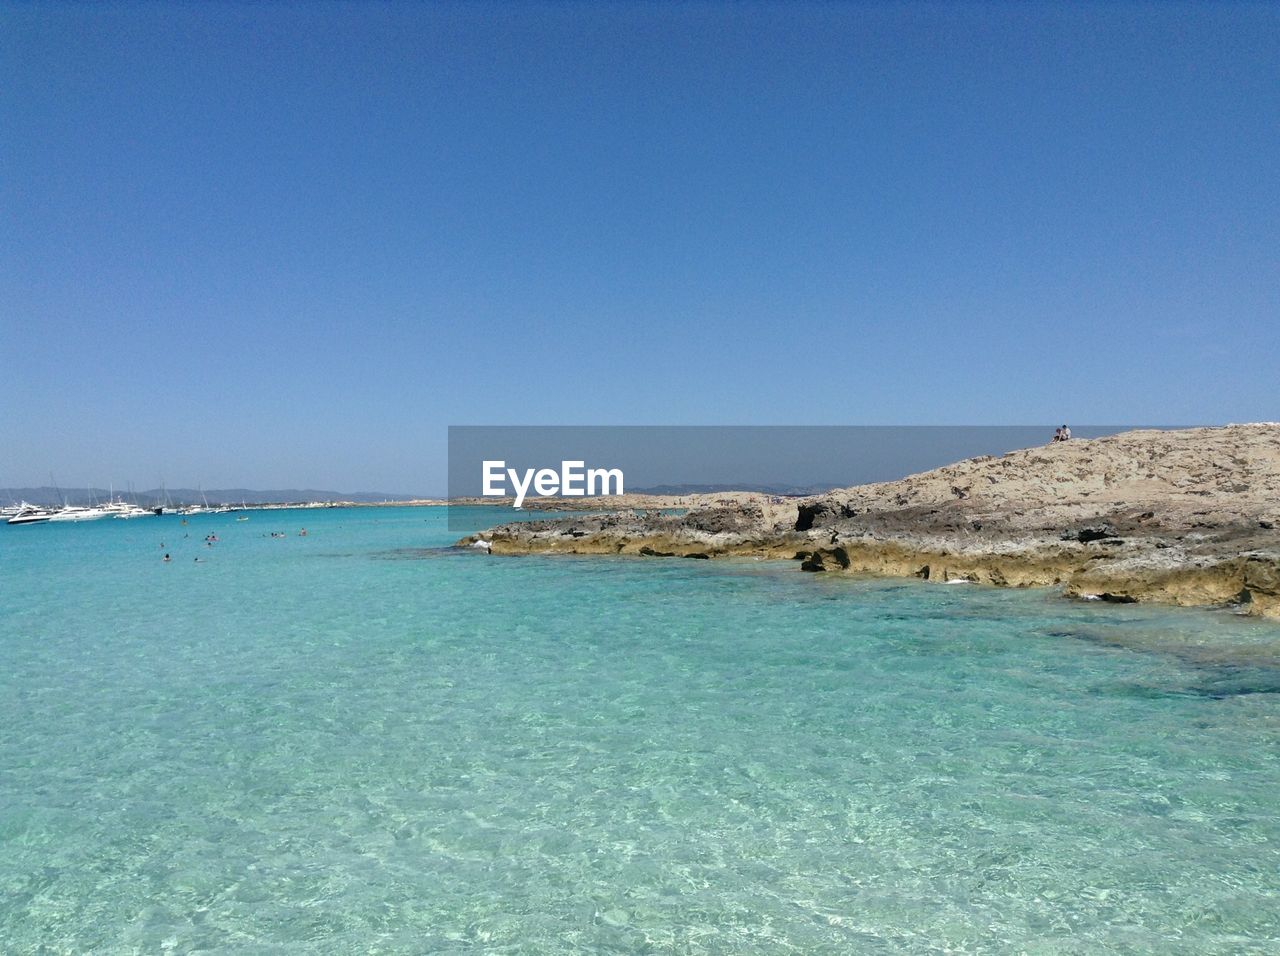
1, 487, 426, 507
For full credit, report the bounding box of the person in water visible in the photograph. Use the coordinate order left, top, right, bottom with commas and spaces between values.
163, 553, 171, 562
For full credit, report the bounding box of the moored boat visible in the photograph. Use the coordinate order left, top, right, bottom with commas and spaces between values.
47, 505, 114, 522
7, 504, 56, 525
106, 499, 154, 519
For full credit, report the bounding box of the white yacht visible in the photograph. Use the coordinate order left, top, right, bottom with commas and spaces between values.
106, 498, 153, 519
47, 504, 114, 522
7, 504, 56, 525
180, 490, 213, 515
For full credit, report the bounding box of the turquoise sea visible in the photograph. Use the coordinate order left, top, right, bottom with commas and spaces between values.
2, 506, 1278, 953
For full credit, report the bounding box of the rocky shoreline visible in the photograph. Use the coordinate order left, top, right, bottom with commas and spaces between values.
458, 425, 1280, 619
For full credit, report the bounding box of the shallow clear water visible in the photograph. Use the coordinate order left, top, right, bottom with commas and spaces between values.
2, 507, 1279, 953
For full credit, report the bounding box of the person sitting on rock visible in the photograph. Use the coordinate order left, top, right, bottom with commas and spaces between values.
1051, 427, 1063, 443
1061, 424, 1071, 440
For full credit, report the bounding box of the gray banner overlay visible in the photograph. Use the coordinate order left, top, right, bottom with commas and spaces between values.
447, 425, 1141, 526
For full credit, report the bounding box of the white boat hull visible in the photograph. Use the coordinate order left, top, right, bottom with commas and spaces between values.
47, 508, 113, 522
7, 512, 52, 525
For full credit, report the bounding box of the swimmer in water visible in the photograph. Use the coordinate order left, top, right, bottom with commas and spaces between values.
163, 553, 171, 562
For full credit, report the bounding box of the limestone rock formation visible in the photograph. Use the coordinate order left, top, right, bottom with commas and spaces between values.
460, 425, 1280, 618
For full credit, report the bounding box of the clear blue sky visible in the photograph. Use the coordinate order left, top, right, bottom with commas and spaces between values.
2, 2, 1276, 493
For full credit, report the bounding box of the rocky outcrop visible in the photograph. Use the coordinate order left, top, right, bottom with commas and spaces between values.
459, 425, 1280, 619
